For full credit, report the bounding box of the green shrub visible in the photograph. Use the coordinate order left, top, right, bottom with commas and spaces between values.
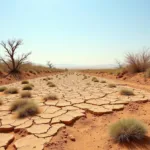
43, 94, 58, 101
120, 89, 134, 96
22, 84, 33, 90
92, 77, 99, 82
0, 86, 7, 92
108, 84, 116, 88
21, 91, 32, 98
109, 118, 147, 143
21, 80, 29, 84
5, 87, 18, 94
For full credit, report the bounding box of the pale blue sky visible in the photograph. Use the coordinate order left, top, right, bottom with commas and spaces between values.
0, 0, 150, 67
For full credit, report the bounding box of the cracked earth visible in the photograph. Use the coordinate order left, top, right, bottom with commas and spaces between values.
0, 72, 150, 150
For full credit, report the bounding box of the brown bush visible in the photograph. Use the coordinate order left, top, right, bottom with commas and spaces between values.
5, 87, 18, 94
126, 49, 150, 73
43, 94, 58, 101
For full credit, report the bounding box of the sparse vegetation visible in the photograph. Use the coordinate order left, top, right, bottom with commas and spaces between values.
126, 49, 150, 73
120, 88, 134, 96
10, 99, 29, 111
17, 101, 39, 118
10, 99, 39, 118
21, 80, 29, 84
109, 118, 147, 143
101, 80, 106, 83
22, 84, 33, 90
21, 91, 32, 98
43, 94, 58, 101
92, 77, 99, 82
5, 87, 18, 94
47, 81, 56, 87
0, 86, 7, 92
108, 83, 116, 88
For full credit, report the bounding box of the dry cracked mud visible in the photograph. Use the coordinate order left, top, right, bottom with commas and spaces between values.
0, 72, 150, 150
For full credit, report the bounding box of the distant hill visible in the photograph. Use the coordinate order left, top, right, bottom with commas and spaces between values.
55, 64, 117, 69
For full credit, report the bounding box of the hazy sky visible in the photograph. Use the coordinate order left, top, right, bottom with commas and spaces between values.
0, 0, 150, 67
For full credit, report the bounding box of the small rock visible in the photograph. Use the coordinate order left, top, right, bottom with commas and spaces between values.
69, 134, 76, 141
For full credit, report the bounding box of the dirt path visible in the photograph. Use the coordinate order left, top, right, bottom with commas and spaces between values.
0, 72, 150, 150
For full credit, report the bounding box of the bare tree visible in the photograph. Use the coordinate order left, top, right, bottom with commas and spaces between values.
47, 61, 53, 69
115, 59, 123, 69
0, 39, 31, 73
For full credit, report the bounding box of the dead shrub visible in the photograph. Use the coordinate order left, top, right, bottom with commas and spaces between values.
22, 84, 33, 90
43, 94, 58, 101
126, 49, 150, 73
5, 87, 18, 94
21, 80, 29, 84
92, 77, 99, 82
21, 91, 32, 98
120, 88, 134, 96
0, 86, 7, 92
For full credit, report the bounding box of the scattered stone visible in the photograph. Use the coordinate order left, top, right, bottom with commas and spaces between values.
68, 134, 76, 141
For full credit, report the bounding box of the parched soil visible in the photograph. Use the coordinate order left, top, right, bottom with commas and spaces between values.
0, 72, 150, 150
0, 71, 63, 86
84, 71, 150, 92
48, 102, 150, 150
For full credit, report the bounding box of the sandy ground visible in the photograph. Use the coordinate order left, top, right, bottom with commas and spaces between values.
0, 72, 150, 150
85, 71, 150, 92
48, 102, 150, 150
0, 71, 62, 86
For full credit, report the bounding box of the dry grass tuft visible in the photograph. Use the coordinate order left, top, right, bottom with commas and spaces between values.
108, 84, 116, 88
21, 91, 32, 98
43, 94, 58, 101
92, 77, 99, 82
101, 80, 106, 83
21, 80, 29, 84
10, 99, 29, 111
22, 84, 33, 90
17, 101, 39, 118
5, 87, 18, 94
126, 49, 150, 73
109, 118, 147, 143
120, 88, 134, 96
47, 81, 56, 87
10, 99, 39, 118
0, 86, 7, 92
